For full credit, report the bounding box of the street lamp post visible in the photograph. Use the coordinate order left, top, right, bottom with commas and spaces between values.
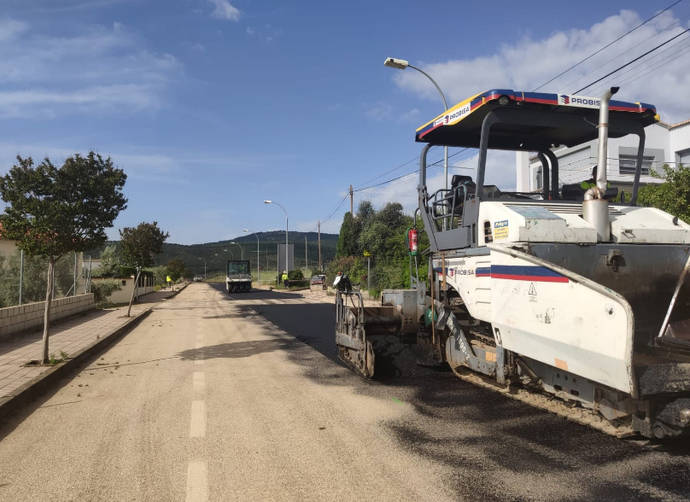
243, 229, 260, 282
384, 57, 449, 191
229, 241, 244, 259
264, 200, 289, 279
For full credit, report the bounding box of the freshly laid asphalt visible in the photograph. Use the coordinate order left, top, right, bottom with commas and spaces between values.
0, 282, 688, 501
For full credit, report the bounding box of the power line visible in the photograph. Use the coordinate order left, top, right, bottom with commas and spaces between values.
321, 194, 349, 223
354, 154, 419, 188
574, 27, 690, 93
353, 146, 476, 193
557, 19, 685, 94
533, 0, 685, 91
592, 30, 690, 84
595, 36, 690, 92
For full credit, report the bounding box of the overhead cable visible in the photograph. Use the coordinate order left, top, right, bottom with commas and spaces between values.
574, 28, 690, 93
533, 0, 685, 91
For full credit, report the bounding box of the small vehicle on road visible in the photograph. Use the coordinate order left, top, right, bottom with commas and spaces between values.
310, 274, 327, 290
226, 260, 252, 293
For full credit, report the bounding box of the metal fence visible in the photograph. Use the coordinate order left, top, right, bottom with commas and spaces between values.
0, 250, 85, 308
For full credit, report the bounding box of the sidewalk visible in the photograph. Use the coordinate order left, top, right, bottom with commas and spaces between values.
0, 285, 186, 412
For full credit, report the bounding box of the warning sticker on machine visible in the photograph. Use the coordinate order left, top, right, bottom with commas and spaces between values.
493, 220, 509, 240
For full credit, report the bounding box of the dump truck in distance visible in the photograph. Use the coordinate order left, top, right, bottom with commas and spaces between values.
226, 260, 251, 293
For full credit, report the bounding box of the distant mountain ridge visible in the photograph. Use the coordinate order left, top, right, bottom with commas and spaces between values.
90, 231, 339, 276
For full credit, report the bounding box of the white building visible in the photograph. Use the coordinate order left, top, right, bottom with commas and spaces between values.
516, 119, 690, 193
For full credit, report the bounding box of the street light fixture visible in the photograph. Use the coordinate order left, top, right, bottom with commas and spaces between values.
243, 228, 260, 281
264, 199, 289, 279
384, 56, 449, 191
228, 241, 244, 259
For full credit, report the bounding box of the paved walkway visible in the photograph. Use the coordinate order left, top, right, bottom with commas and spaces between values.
0, 287, 184, 403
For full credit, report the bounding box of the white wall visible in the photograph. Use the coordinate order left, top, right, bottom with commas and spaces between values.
93, 274, 156, 304
515, 151, 530, 192
524, 120, 690, 192
0, 293, 95, 340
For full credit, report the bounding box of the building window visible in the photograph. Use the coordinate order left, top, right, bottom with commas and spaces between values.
677, 148, 690, 167
619, 154, 652, 175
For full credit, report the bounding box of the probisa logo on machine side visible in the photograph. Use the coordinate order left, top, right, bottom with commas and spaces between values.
435, 103, 471, 127
558, 94, 600, 109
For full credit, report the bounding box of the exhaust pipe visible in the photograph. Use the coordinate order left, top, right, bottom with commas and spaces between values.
583, 86, 619, 241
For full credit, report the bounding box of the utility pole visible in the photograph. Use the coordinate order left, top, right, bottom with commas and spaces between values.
349, 184, 353, 215
317, 221, 322, 272
72, 252, 77, 296
304, 235, 308, 270
18, 249, 23, 305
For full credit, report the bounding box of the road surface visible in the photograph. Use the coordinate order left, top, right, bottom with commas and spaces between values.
0, 282, 689, 501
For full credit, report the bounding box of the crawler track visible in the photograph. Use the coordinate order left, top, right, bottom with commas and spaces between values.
449, 365, 635, 438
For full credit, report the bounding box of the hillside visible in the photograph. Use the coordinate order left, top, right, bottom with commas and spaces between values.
90, 231, 338, 277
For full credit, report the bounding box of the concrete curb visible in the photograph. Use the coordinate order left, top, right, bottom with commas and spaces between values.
0, 308, 153, 423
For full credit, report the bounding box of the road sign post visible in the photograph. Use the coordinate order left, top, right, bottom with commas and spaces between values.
364, 250, 371, 291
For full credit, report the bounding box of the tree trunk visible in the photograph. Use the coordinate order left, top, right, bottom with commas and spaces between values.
127, 268, 141, 317
41, 258, 55, 364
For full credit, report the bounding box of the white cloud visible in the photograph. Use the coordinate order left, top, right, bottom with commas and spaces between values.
0, 142, 187, 184
393, 9, 690, 123
365, 102, 393, 121
244, 24, 282, 43
0, 18, 27, 41
0, 85, 159, 118
208, 0, 240, 21
0, 20, 180, 117
399, 107, 421, 123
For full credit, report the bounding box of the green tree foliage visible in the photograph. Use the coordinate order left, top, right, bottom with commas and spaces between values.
357, 201, 375, 225
0, 253, 75, 307
166, 258, 187, 281
638, 164, 690, 223
119, 221, 168, 315
94, 244, 122, 277
336, 212, 360, 257
0, 153, 127, 363
119, 221, 169, 268
331, 201, 429, 294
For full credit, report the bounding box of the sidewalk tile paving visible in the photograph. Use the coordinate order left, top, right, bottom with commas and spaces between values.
0, 287, 183, 401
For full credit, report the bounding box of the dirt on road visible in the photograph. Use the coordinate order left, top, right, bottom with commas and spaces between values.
0, 282, 688, 501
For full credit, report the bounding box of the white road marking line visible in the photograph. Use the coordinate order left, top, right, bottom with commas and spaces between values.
193, 371, 205, 395
189, 400, 206, 438
185, 460, 208, 502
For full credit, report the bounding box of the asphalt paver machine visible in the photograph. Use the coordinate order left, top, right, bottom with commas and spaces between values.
335, 87, 690, 438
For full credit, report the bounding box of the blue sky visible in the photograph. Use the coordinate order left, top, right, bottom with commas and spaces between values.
1, 0, 689, 243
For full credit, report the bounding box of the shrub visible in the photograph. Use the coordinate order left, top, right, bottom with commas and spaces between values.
288, 269, 304, 280
91, 279, 122, 303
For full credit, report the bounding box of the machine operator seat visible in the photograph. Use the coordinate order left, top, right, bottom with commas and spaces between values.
450, 174, 475, 215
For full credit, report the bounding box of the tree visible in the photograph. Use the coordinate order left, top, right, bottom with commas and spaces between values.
119, 221, 168, 316
336, 212, 360, 257
638, 164, 690, 223
357, 201, 375, 225
0, 153, 127, 363
166, 258, 186, 282
94, 244, 122, 277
